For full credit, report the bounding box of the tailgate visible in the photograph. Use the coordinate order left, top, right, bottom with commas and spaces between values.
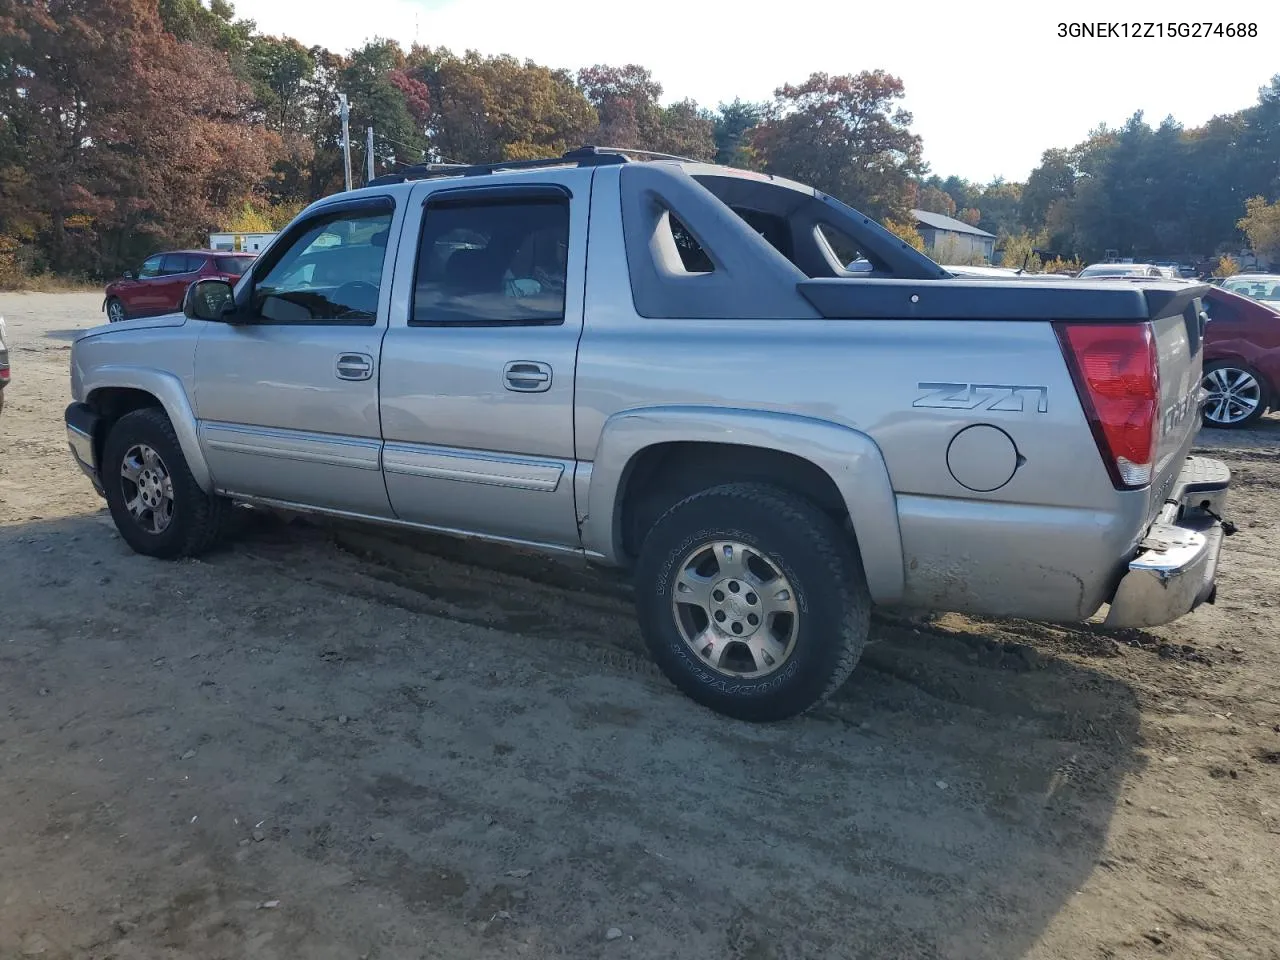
1146, 285, 1209, 516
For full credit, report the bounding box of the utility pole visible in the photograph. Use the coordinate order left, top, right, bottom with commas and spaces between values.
337, 93, 352, 192
366, 126, 375, 183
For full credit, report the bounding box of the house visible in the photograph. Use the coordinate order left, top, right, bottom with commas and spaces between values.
208, 231, 276, 253
911, 209, 996, 262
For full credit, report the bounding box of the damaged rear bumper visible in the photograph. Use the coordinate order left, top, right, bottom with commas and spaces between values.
1105, 455, 1231, 629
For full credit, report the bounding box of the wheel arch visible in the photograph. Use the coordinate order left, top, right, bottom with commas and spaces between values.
584, 405, 904, 604
84, 366, 213, 492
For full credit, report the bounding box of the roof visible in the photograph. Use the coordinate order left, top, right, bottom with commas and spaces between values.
911, 209, 996, 238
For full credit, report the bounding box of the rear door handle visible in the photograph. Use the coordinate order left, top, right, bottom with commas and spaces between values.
336, 352, 374, 381
503, 360, 552, 393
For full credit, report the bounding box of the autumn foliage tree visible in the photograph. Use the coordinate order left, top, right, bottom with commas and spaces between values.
576, 64, 715, 160
0, 0, 280, 276
1238, 196, 1280, 265
750, 71, 925, 222
3, 1, 1277, 284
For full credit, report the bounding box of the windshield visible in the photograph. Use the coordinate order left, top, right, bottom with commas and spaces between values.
1223, 277, 1280, 301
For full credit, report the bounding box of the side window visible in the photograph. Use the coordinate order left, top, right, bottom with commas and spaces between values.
137, 255, 163, 279
411, 197, 569, 326
732, 207, 795, 264
251, 209, 393, 324
816, 224, 867, 271
161, 253, 189, 275
667, 214, 714, 274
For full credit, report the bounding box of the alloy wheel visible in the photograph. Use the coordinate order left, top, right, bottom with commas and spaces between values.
670, 539, 800, 679
120, 443, 175, 534
1202, 366, 1262, 426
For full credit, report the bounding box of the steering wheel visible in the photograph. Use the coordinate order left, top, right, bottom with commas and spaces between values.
331, 280, 380, 318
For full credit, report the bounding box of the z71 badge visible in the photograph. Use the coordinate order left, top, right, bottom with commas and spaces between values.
914, 382, 1049, 414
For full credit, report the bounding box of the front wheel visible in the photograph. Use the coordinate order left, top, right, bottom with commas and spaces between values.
106, 297, 127, 323
1202, 361, 1267, 428
102, 407, 232, 558
634, 483, 871, 722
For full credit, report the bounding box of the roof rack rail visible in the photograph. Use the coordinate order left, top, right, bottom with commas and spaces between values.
365, 145, 633, 186
588, 145, 701, 163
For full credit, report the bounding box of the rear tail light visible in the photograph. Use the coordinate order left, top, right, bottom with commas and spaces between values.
1055, 322, 1160, 490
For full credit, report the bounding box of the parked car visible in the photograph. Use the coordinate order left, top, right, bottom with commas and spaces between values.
1219, 273, 1280, 307
104, 250, 257, 323
1201, 286, 1280, 428
1077, 262, 1167, 279
63, 146, 1231, 722
0, 315, 9, 418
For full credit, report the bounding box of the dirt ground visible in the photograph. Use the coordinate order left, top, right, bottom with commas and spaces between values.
1, 292, 1278, 960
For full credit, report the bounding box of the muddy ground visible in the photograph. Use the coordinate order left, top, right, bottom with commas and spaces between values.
1, 292, 1278, 960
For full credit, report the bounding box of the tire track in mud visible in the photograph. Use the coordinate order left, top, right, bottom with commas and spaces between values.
223, 513, 1146, 743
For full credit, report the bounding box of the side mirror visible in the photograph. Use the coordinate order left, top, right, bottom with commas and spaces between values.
122, 270, 134, 280
184, 278, 238, 322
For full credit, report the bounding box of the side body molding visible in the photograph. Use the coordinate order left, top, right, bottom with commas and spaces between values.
582, 405, 905, 604
82, 365, 214, 493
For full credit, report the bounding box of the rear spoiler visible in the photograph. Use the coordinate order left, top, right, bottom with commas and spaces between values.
797, 278, 1211, 323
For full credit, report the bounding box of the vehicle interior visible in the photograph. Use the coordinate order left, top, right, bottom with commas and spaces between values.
685, 168, 950, 281
251, 214, 392, 322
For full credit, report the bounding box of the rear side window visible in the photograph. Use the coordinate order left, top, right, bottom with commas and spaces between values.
668, 214, 714, 273
411, 198, 569, 326
217, 257, 252, 276
160, 253, 192, 275
816, 224, 867, 270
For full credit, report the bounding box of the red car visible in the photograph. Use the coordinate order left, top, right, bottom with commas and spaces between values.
103, 250, 256, 323
1201, 286, 1280, 427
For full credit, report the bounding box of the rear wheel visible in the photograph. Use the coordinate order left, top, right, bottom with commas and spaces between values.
106, 297, 127, 323
634, 483, 871, 722
1202, 361, 1266, 428
102, 407, 232, 558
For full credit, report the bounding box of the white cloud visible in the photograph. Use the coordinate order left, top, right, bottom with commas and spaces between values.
234, 0, 1280, 182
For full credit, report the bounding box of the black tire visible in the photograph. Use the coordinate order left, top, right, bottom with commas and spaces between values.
102, 406, 232, 558
106, 297, 128, 323
1201, 360, 1268, 429
634, 482, 871, 722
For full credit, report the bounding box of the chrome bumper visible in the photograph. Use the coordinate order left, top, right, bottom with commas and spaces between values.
65, 402, 106, 497
1105, 456, 1231, 629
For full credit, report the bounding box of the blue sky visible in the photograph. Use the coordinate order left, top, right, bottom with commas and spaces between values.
234, 0, 1279, 183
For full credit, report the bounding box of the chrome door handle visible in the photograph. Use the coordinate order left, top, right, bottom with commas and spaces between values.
503, 360, 552, 393
336, 352, 374, 381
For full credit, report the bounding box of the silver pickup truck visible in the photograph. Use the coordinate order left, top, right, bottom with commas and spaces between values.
64, 146, 1232, 722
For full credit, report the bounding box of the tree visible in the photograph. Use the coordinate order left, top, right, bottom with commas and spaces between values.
1020, 148, 1074, 228
916, 185, 956, 217
408, 48, 595, 164
338, 40, 427, 182
1214, 254, 1241, 277
0, 0, 281, 275
997, 230, 1045, 272
713, 99, 764, 167
976, 181, 1022, 238
882, 218, 924, 251
577, 63, 663, 149
749, 71, 924, 221
1238, 195, 1280, 267
655, 99, 716, 160
158, 0, 253, 57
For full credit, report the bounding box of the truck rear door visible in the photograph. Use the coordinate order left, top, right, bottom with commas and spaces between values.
377, 172, 589, 550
